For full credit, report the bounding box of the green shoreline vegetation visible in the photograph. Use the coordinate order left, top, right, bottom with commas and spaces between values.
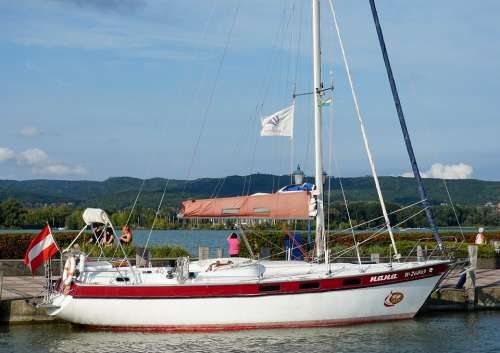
0, 197, 499, 230
0, 230, 498, 260
0, 197, 498, 261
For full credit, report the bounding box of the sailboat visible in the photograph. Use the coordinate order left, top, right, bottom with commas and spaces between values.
43, 0, 452, 330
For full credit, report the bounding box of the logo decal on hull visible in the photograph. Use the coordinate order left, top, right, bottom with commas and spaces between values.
384, 291, 404, 307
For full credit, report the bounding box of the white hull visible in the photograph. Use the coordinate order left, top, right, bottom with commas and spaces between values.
47, 260, 447, 330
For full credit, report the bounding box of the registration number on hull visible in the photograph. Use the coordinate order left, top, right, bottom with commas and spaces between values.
369, 267, 434, 283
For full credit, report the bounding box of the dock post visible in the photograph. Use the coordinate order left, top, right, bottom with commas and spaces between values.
465, 245, 478, 311
417, 245, 423, 262
216, 247, 223, 258
198, 246, 209, 260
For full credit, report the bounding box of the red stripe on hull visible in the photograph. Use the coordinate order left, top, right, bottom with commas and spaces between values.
81, 313, 415, 332
69, 263, 448, 299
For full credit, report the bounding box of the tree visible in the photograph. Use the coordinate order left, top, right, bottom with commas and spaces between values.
65, 209, 85, 230
1, 198, 26, 228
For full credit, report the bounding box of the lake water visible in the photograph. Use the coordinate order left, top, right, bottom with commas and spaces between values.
0, 229, 233, 257
4, 227, 499, 257
0, 312, 498, 353
132, 229, 230, 256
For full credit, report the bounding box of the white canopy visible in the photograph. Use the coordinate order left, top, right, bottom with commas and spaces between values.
82, 208, 111, 226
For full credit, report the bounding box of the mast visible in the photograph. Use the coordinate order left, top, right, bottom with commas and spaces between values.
368, 0, 443, 250
312, 0, 326, 258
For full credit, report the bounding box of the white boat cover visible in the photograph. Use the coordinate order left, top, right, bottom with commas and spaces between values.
82, 208, 111, 226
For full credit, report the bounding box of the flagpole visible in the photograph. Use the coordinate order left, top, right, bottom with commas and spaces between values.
46, 222, 60, 251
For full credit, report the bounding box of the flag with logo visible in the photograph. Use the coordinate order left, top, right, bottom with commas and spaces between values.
260, 104, 294, 138
24, 224, 59, 274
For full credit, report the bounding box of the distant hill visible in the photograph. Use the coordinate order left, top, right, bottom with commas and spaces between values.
0, 175, 499, 210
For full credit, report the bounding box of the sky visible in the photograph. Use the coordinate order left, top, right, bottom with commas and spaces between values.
0, 0, 499, 181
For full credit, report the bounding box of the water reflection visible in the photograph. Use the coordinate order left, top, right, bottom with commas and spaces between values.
0, 312, 499, 353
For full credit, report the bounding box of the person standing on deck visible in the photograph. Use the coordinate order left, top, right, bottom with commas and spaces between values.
227, 232, 240, 257
475, 227, 487, 245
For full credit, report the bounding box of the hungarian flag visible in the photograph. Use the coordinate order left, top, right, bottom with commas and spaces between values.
24, 224, 59, 274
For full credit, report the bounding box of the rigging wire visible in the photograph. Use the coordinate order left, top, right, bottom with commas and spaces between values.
241, 3, 288, 196
125, 179, 146, 227
326, 199, 426, 240
332, 159, 362, 265
282, 3, 296, 182
325, 68, 363, 265
329, 206, 429, 261
242, 1, 295, 196
442, 179, 465, 240
182, 0, 241, 196
213, 105, 260, 199
327, 0, 399, 259
141, 180, 170, 260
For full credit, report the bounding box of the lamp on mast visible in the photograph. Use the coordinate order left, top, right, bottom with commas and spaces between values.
293, 164, 305, 185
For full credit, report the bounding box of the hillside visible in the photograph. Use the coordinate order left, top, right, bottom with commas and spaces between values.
0, 175, 499, 210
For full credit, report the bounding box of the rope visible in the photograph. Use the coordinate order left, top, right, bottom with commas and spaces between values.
327, 0, 399, 258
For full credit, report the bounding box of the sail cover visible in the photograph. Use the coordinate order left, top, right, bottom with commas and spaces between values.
179, 190, 313, 220
82, 208, 111, 225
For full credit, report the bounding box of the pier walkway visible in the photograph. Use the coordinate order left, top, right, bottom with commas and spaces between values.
441, 268, 500, 288
1, 276, 48, 300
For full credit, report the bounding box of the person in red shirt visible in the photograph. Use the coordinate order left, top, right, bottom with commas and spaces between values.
227, 232, 240, 257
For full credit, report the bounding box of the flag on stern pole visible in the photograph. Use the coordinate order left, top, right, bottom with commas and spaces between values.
260, 104, 294, 138
24, 224, 59, 274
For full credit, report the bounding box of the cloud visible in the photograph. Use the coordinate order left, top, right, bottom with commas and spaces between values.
32, 163, 88, 177
17, 148, 48, 165
0, 147, 16, 162
1, 146, 88, 177
402, 163, 473, 180
20, 127, 42, 137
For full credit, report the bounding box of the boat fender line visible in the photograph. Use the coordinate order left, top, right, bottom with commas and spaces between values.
62, 256, 76, 286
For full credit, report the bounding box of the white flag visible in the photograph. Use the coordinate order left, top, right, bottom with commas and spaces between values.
260, 104, 294, 138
